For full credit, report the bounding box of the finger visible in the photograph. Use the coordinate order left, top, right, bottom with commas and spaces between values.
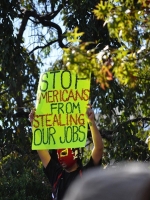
87, 104, 92, 108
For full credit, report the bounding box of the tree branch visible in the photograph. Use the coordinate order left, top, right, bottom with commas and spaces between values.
18, 7, 66, 51
0, 89, 9, 96
29, 39, 58, 55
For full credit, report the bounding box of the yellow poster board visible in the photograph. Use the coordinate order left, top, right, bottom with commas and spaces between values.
32, 70, 91, 150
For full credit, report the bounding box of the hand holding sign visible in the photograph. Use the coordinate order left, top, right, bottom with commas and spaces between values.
31, 70, 91, 150
86, 107, 95, 122
29, 109, 35, 125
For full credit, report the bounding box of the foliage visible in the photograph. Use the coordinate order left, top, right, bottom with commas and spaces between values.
0, 0, 150, 198
62, 0, 150, 166
0, 152, 51, 200
63, 0, 150, 89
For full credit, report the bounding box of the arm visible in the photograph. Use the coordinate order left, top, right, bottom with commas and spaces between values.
29, 110, 51, 168
86, 108, 103, 165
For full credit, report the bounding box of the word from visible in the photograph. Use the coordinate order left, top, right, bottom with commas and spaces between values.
49, 102, 80, 114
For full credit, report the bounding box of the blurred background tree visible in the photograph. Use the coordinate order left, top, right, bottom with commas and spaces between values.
0, 0, 150, 199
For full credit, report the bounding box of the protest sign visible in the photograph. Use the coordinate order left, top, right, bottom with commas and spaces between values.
32, 70, 91, 150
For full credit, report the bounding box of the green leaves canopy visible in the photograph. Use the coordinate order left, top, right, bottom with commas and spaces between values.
0, 0, 150, 198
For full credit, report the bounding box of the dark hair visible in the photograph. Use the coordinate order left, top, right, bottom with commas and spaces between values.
50, 150, 59, 163
63, 162, 150, 200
